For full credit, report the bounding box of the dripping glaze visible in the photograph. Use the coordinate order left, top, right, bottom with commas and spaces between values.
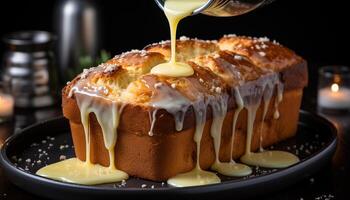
36, 0, 300, 186
37, 61, 299, 186
240, 73, 299, 168
151, 0, 209, 77
37, 87, 128, 185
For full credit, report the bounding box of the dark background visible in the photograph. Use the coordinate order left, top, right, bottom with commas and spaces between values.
0, 0, 349, 103
0, 1, 349, 199
0, 0, 348, 64
0, 0, 350, 106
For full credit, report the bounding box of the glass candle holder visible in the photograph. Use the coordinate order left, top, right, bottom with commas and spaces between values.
318, 66, 350, 112
0, 82, 14, 123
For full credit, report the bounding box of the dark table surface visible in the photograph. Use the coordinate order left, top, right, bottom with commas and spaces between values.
0, 94, 349, 200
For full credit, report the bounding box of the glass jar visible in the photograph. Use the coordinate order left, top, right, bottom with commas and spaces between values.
54, 0, 101, 83
2, 31, 58, 108
154, 0, 274, 17
318, 66, 350, 112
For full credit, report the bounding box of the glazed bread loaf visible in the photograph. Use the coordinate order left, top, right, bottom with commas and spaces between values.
62, 35, 308, 181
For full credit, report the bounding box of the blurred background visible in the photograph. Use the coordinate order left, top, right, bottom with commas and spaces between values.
0, 0, 348, 62
0, 1, 349, 199
0, 0, 347, 61
0, 0, 348, 108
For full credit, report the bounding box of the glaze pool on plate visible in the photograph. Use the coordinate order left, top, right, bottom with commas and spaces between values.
0, 111, 337, 200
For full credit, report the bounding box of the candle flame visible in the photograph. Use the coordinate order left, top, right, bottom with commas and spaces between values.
331, 83, 339, 92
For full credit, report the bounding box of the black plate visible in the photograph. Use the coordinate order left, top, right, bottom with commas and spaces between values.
0, 110, 337, 200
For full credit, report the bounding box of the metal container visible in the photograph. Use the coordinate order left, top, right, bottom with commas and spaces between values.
2, 31, 58, 108
54, 0, 101, 83
155, 0, 274, 17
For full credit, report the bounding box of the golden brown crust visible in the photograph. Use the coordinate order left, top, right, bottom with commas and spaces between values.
218, 35, 302, 70
62, 35, 308, 181
69, 89, 302, 181
218, 35, 308, 89
145, 37, 219, 62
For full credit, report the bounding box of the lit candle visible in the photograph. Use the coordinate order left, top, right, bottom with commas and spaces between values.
318, 83, 350, 109
0, 94, 14, 117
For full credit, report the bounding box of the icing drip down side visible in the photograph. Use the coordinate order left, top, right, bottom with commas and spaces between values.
209, 93, 252, 177
40, 58, 298, 186
143, 75, 222, 186
37, 32, 303, 186
240, 73, 299, 168
167, 98, 221, 187
37, 87, 128, 185
151, 0, 209, 77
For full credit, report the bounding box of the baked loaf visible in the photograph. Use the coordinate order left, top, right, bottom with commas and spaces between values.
62, 35, 308, 181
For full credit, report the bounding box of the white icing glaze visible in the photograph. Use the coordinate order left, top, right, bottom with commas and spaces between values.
168, 96, 221, 187
259, 74, 279, 151
74, 91, 125, 166
37, 87, 129, 184
209, 94, 229, 168
274, 82, 284, 119
192, 98, 208, 167
148, 110, 158, 136
40, 23, 297, 186
212, 87, 252, 177
167, 168, 220, 187
240, 73, 299, 168
214, 57, 243, 81
207, 87, 253, 177
146, 80, 191, 133
230, 87, 244, 161
36, 158, 128, 185
151, 0, 208, 77
151, 62, 194, 77
41, 63, 297, 187
241, 150, 299, 168
260, 96, 271, 151
208, 93, 251, 177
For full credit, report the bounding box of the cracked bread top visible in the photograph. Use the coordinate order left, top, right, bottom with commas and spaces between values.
62, 35, 308, 126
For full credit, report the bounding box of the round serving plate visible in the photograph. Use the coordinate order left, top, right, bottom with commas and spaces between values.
0, 110, 337, 200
